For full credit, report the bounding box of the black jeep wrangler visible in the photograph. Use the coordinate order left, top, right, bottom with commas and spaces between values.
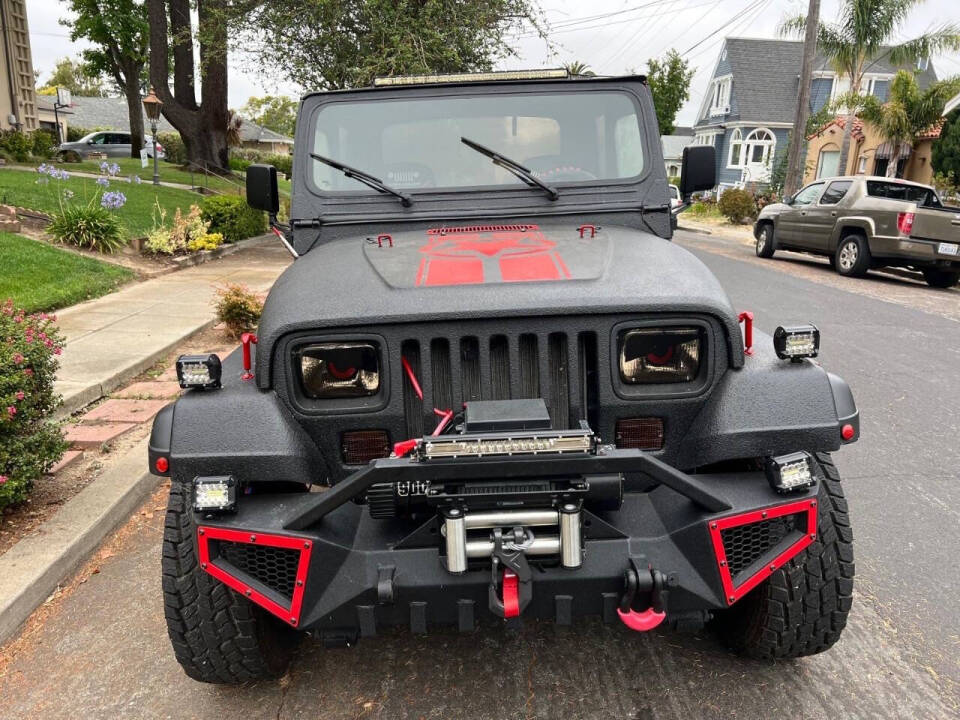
149, 70, 858, 684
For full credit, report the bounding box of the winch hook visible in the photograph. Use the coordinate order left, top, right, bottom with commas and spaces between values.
617, 559, 667, 632
488, 527, 533, 620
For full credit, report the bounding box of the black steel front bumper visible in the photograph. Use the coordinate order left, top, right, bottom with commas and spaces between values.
192, 447, 822, 639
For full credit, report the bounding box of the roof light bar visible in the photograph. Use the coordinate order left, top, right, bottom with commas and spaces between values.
421, 429, 594, 460
373, 69, 569, 87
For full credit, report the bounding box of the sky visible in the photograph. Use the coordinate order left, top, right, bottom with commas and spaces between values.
26, 0, 960, 126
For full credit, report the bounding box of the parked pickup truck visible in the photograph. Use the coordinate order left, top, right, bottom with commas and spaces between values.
754, 176, 960, 288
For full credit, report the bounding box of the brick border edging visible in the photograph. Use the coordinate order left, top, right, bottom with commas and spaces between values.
0, 437, 159, 646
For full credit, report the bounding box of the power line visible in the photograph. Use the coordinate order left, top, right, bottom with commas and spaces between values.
681, 0, 766, 56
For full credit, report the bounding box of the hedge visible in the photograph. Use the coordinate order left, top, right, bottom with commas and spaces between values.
201, 194, 266, 242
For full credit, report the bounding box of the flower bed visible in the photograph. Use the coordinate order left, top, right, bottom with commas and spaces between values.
0, 300, 67, 511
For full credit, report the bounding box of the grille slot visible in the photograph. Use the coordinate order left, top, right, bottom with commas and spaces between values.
399, 326, 591, 436
721, 512, 806, 577
217, 542, 301, 601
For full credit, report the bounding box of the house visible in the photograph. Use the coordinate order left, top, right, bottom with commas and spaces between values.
37, 95, 70, 141
67, 95, 294, 152
803, 115, 942, 186
693, 37, 938, 190
67, 96, 177, 135
0, 0, 37, 131
661, 134, 694, 178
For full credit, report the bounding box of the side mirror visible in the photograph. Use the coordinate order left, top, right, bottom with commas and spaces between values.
246, 164, 279, 214
783, 194, 794, 205
679, 145, 716, 197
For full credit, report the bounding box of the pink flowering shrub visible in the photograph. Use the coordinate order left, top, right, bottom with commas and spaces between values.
0, 299, 67, 511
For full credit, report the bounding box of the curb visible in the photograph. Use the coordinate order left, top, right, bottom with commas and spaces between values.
0, 437, 159, 646
55, 319, 215, 419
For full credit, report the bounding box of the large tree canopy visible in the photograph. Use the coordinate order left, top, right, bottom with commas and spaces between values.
932, 109, 960, 180
61, 0, 149, 157
239, 0, 543, 91
36, 57, 106, 97
239, 96, 298, 137
646, 49, 694, 136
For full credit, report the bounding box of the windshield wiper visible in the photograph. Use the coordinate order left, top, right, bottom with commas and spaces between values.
460, 137, 559, 201
309, 153, 412, 207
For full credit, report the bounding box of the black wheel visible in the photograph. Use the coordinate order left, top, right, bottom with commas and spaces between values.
835, 233, 871, 277
162, 482, 300, 683
713, 453, 854, 659
755, 223, 776, 258
921, 268, 960, 288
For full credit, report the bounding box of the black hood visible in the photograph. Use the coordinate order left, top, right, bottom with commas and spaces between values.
255, 222, 744, 387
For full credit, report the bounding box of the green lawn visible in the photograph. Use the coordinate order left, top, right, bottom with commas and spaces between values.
0, 233, 134, 312
63, 157, 247, 195
0, 167, 202, 238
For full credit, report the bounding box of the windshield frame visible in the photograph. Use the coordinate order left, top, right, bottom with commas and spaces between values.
298, 80, 655, 208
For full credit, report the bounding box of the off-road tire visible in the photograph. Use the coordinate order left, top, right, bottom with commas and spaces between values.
161, 482, 300, 683
835, 233, 871, 277
755, 223, 776, 258
713, 453, 854, 659
921, 268, 960, 289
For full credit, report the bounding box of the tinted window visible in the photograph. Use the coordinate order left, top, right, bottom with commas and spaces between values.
792, 183, 824, 206
311, 91, 645, 193
89, 133, 106, 145
820, 180, 852, 205
866, 180, 940, 207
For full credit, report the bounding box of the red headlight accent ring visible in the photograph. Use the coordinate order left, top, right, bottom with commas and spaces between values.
646, 345, 674, 365
327, 362, 357, 380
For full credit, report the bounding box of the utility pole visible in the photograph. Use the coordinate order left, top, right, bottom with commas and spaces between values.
783, 0, 820, 198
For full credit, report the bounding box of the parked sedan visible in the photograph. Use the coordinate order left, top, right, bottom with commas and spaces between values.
754, 175, 960, 288
57, 131, 165, 161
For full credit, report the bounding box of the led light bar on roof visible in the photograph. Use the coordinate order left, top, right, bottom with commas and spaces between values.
373, 69, 569, 87
421, 429, 594, 460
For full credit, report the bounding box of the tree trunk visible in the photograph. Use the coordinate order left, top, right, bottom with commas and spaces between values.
886, 144, 902, 178
124, 79, 145, 159
146, 0, 230, 172
836, 72, 862, 175
784, 0, 820, 198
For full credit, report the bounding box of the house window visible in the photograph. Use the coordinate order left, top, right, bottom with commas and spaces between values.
727, 128, 744, 167
694, 132, 717, 146
710, 76, 731, 115
816, 149, 840, 178
743, 128, 775, 168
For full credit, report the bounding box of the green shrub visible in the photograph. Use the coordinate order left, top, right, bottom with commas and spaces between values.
156, 131, 186, 165
0, 129, 35, 162
214, 283, 263, 337
717, 188, 757, 224
265, 153, 293, 176
229, 155, 253, 173
0, 300, 68, 511
32, 130, 57, 159
48, 204, 127, 253
201, 194, 266, 242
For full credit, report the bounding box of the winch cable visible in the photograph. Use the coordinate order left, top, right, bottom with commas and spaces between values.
401, 356, 454, 436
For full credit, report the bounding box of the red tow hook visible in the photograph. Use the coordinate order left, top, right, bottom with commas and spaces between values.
502, 569, 520, 618
241, 333, 258, 380
617, 606, 666, 631
617, 564, 668, 632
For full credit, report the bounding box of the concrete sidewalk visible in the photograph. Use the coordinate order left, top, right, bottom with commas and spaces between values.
54, 238, 291, 416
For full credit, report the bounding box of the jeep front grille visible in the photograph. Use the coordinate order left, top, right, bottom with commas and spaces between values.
399, 329, 597, 436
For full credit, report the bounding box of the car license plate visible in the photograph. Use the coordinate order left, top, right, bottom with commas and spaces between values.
938, 242, 959, 256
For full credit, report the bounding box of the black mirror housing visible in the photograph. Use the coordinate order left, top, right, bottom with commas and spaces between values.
246, 164, 280, 214
679, 146, 716, 197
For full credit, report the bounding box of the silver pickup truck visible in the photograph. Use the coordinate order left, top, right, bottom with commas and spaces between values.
754, 176, 960, 288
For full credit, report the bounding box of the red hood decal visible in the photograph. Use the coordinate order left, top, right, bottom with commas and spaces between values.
415, 225, 571, 286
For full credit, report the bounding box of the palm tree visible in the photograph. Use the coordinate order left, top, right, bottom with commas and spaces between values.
850, 70, 960, 176
781, 0, 960, 173
563, 61, 595, 77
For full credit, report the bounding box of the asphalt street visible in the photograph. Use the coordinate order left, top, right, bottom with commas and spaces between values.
1, 229, 957, 719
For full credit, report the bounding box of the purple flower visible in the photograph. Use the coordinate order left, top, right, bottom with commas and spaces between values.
6, 406, 16, 418
96, 176, 110, 188
133, 175, 142, 185
12, 353, 24, 364
108, 163, 120, 176
15, 391, 24, 401
101, 191, 127, 210
99, 161, 109, 172
0, 475, 7, 485
55, 168, 70, 180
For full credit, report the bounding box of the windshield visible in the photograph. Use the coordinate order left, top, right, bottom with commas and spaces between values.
310, 91, 645, 194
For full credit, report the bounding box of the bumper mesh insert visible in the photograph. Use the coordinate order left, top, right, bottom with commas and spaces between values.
720, 512, 806, 576
218, 541, 300, 601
